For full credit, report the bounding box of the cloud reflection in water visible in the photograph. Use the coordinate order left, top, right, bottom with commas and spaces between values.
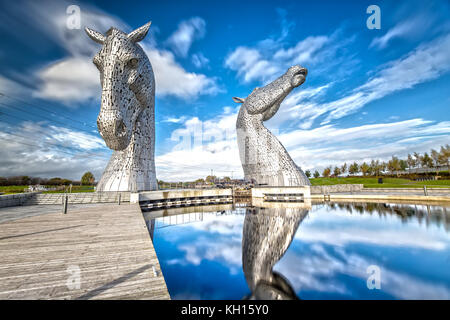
148, 202, 450, 299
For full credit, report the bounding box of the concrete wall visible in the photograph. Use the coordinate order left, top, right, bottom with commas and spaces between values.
0, 192, 130, 208
27, 192, 130, 205
310, 184, 363, 194
143, 203, 234, 220
0, 193, 37, 208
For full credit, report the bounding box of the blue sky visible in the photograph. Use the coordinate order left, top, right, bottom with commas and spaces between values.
0, 0, 449, 181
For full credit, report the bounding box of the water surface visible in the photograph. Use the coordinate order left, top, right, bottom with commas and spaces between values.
143, 202, 450, 299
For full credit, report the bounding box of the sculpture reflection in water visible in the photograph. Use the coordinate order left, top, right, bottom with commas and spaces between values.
242, 202, 310, 300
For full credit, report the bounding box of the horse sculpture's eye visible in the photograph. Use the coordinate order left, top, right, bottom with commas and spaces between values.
127, 58, 139, 68
93, 56, 103, 70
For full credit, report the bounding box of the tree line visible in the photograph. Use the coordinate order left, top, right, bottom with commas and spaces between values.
305, 144, 450, 178
0, 172, 96, 186
157, 175, 233, 188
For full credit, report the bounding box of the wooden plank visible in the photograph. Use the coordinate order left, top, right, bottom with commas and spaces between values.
0, 203, 170, 300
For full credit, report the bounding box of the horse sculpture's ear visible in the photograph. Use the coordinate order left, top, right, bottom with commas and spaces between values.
85, 27, 106, 44
233, 97, 245, 104
128, 21, 152, 43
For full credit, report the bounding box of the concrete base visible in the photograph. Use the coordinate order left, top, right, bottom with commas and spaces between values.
131, 188, 233, 203
251, 186, 311, 199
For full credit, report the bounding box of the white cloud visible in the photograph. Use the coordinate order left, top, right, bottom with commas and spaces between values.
283, 121, 450, 171
49, 125, 105, 150
278, 247, 450, 299
225, 35, 330, 84
224, 26, 351, 85
166, 17, 206, 57
0, 121, 108, 179
370, 15, 434, 50
155, 113, 450, 180
0, 1, 218, 103
370, 20, 417, 49
191, 52, 209, 68
34, 57, 99, 102
273, 35, 328, 63
162, 116, 187, 124
225, 47, 278, 83
155, 106, 241, 181
298, 224, 447, 251
265, 84, 331, 129
144, 46, 220, 98
322, 33, 450, 123
279, 119, 445, 148
0, 75, 31, 96
166, 214, 244, 275
225, 22, 449, 129
274, 207, 450, 298
158, 207, 450, 299
268, 33, 450, 128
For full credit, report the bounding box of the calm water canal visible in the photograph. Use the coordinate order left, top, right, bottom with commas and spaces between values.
143, 202, 450, 299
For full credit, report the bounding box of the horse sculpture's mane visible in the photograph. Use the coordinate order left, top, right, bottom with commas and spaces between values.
85, 22, 157, 192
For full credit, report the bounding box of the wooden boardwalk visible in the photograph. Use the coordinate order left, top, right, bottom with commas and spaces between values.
0, 203, 170, 300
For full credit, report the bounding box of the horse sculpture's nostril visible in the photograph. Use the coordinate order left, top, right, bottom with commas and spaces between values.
117, 120, 126, 136
296, 67, 307, 77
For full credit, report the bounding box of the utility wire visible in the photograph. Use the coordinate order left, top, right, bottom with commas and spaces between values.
0, 115, 108, 159
0, 133, 109, 160
0, 92, 97, 130
0, 101, 96, 135
0, 110, 106, 154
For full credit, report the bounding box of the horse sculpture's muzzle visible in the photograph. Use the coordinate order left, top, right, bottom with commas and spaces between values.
289, 66, 308, 88
97, 110, 130, 151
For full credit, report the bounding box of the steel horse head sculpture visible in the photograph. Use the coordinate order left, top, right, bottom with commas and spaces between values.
85, 22, 157, 191
234, 65, 311, 186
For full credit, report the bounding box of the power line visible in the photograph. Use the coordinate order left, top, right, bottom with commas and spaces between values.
0, 101, 96, 135
0, 129, 109, 160
0, 110, 106, 154
156, 160, 239, 176
0, 135, 109, 160
0, 92, 97, 130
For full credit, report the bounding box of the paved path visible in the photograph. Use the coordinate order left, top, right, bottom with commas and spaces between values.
0, 203, 170, 300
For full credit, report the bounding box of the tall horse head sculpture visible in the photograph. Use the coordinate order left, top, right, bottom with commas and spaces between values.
85, 22, 157, 191
234, 65, 310, 187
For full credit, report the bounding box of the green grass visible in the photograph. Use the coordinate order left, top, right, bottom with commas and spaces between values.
0, 185, 29, 194
0, 185, 95, 194
310, 177, 450, 188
